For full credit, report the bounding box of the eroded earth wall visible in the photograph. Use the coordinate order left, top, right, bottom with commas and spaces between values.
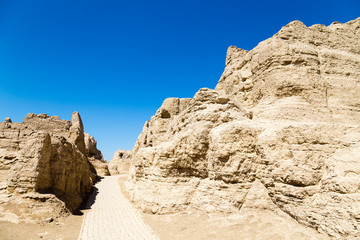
0, 112, 106, 223
125, 18, 360, 239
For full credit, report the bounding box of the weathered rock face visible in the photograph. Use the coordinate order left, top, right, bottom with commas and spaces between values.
0, 112, 104, 223
126, 18, 360, 239
84, 133, 110, 176
108, 149, 132, 175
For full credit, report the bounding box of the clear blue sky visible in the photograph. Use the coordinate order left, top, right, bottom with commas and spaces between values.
0, 0, 359, 161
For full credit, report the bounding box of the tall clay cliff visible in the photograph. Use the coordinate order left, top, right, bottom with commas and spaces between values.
0, 112, 106, 223
125, 18, 360, 239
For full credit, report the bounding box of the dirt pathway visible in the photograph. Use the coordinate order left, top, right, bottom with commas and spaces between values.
78, 175, 159, 240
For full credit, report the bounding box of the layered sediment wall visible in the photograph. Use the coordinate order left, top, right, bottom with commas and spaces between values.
0, 112, 107, 223
125, 18, 360, 239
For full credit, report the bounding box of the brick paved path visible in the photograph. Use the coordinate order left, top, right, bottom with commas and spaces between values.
78, 175, 159, 240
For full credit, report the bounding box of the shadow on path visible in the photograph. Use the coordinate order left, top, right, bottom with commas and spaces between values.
76, 177, 103, 214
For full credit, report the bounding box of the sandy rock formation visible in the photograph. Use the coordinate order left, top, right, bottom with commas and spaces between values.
108, 149, 132, 175
84, 133, 109, 176
126, 18, 360, 239
0, 112, 104, 223
4, 118, 11, 123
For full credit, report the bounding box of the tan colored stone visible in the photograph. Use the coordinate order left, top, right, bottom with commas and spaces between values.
126, 18, 360, 239
4, 118, 11, 123
84, 133, 109, 176
0, 112, 103, 223
108, 149, 132, 175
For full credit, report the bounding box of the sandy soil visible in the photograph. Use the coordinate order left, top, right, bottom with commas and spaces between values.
0, 213, 83, 240
141, 210, 330, 240
142, 211, 241, 240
